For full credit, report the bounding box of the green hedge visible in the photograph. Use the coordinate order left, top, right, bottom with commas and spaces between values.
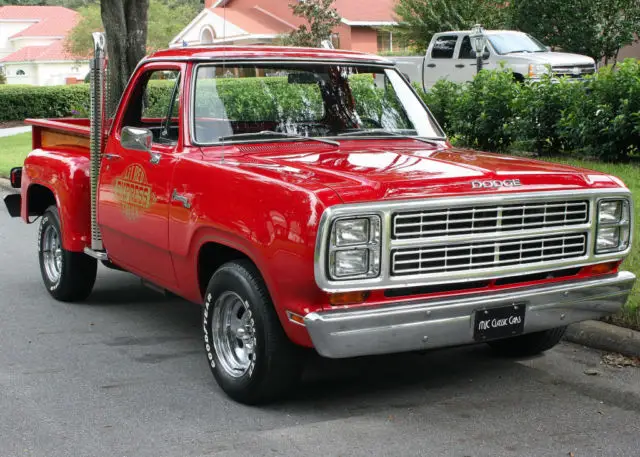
0, 75, 399, 125
0, 84, 90, 122
2, 61, 638, 162
417, 58, 640, 161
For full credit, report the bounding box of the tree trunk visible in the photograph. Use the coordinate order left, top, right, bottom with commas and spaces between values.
100, 0, 149, 116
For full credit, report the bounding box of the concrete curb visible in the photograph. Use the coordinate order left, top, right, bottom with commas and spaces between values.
565, 320, 640, 357
0, 177, 14, 193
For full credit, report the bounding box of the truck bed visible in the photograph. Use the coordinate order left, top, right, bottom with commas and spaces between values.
26, 118, 94, 152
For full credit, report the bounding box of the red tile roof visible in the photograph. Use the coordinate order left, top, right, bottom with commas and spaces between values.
0, 6, 78, 39
0, 41, 83, 63
211, 6, 294, 35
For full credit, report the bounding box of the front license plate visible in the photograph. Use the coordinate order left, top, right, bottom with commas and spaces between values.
473, 303, 526, 341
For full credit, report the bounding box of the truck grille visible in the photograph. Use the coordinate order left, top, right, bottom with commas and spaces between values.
551, 64, 595, 78
393, 200, 588, 240
391, 233, 587, 276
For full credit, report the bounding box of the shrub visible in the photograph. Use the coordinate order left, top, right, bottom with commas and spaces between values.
448, 69, 519, 152
513, 73, 587, 155
417, 79, 462, 133
0, 84, 90, 122
561, 59, 640, 161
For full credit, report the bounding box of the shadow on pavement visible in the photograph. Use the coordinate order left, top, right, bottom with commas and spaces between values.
79, 271, 535, 410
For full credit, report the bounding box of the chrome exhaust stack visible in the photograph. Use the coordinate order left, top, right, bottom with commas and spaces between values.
87, 32, 107, 254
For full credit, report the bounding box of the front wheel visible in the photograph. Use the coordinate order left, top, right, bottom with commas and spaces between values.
202, 260, 302, 404
487, 327, 567, 357
38, 206, 97, 302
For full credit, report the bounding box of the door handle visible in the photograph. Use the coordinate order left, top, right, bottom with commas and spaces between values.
426, 63, 436, 68
455, 64, 465, 68
171, 189, 191, 209
103, 153, 121, 161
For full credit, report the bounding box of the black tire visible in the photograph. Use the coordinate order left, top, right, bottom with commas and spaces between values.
38, 205, 97, 302
513, 73, 525, 84
487, 327, 567, 357
202, 260, 302, 404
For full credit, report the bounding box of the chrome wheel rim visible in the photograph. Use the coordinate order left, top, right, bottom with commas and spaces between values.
212, 291, 256, 378
42, 225, 62, 284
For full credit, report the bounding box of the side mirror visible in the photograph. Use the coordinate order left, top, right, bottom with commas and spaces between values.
545, 46, 552, 52
482, 50, 490, 60
121, 126, 159, 164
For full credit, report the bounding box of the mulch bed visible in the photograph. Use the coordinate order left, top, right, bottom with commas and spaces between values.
604, 314, 640, 333
0, 121, 26, 129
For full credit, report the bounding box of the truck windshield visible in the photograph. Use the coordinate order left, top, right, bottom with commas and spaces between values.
192, 63, 444, 144
488, 33, 547, 54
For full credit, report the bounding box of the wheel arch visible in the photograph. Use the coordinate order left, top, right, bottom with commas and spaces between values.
26, 183, 58, 217
197, 241, 259, 298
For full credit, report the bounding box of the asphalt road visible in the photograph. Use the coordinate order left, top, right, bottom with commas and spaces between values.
1, 192, 640, 457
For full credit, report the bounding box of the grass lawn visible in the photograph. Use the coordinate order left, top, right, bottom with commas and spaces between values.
0, 133, 637, 328
0, 132, 31, 179
546, 157, 640, 330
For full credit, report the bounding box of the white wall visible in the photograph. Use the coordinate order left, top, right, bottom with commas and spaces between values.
171, 9, 246, 46
36, 61, 89, 86
0, 20, 36, 57
4, 62, 37, 85
5, 60, 89, 86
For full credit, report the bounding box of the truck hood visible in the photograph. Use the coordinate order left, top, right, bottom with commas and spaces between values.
506, 51, 595, 66
222, 141, 620, 203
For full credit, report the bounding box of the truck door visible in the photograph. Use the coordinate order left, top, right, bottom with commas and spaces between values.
455, 34, 494, 82
97, 63, 185, 288
423, 34, 459, 88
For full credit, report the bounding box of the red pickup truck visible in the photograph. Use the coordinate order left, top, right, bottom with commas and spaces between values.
4, 35, 635, 404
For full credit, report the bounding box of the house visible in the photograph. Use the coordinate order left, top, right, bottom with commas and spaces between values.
170, 0, 404, 55
0, 6, 89, 86
618, 39, 640, 61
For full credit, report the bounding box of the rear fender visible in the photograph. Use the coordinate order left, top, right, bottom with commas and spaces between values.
21, 149, 91, 252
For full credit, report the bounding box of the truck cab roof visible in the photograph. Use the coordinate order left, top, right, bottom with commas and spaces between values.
146, 45, 393, 65
435, 30, 527, 36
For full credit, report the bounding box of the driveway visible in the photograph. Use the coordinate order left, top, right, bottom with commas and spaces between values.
1, 194, 639, 457
0, 126, 30, 137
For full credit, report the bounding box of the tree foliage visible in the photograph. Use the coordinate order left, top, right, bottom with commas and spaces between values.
65, 0, 199, 112
65, 0, 199, 57
392, 0, 512, 52
512, 0, 640, 63
282, 0, 341, 48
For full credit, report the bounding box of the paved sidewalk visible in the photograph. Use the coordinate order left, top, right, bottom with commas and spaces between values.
0, 126, 30, 137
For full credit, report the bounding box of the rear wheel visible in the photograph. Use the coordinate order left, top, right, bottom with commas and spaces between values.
38, 206, 97, 302
487, 327, 567, 357
202, 260, 302, 404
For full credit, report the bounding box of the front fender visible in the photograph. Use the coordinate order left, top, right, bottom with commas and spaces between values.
168, 156, 343, 347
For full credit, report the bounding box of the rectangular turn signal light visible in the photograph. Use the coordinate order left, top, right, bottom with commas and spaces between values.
328, 291, 370, 306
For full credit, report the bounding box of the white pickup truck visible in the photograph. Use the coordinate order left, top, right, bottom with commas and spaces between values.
393, 30, 596, 90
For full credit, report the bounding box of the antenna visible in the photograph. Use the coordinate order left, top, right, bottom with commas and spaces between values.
221, 0, 227, 163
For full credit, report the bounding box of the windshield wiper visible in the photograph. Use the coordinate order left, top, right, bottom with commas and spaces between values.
503, 50, 531, 54
337, 129, 444, 146
217, 130, 339, 146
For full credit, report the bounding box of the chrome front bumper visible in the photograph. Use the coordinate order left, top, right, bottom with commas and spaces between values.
304, 272, 636, 358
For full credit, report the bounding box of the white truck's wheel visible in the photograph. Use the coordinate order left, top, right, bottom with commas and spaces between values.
38, 206, 97, 302
202, 260, 302, 404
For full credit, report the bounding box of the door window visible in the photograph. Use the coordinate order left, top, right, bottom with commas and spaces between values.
431, 36, 458, 59
459, 36, 488, 59
121, 69, 181, 145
